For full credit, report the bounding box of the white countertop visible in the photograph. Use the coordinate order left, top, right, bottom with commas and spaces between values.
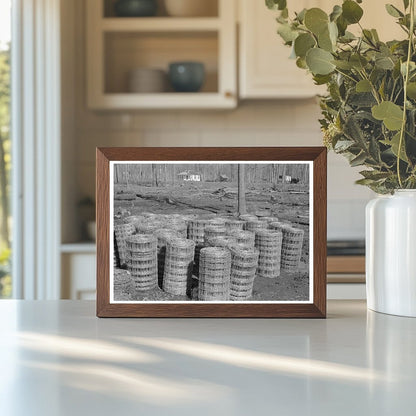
0, 300, 415, 415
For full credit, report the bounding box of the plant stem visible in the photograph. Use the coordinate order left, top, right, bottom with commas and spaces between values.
397, 0, 415, 188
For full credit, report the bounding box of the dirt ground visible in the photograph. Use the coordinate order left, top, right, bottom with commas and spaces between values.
114, 181, 310, 302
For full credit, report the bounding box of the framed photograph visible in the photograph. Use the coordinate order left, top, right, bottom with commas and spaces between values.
96, 147, 327, 318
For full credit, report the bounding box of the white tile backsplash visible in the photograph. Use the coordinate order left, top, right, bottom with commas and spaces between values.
73, 99, 370, 240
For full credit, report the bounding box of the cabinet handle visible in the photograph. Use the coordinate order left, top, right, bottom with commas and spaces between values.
225, 91, 234, 99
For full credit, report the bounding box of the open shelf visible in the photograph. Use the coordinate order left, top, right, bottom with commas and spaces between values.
87, 0, 236, 109
104, 31, 218, 94
103, 0, 219, 18
101, 17, 221, 32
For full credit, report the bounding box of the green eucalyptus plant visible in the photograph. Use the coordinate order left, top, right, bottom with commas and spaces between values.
266, 0, 416, 193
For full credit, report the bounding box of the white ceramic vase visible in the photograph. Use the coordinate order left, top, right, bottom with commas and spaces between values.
366, 190, 416, 317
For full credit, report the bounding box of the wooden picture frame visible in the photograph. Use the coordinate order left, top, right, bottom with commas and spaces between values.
96, 147, 327, 318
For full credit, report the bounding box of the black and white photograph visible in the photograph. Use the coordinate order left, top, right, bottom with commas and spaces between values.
110, 161, 313, 303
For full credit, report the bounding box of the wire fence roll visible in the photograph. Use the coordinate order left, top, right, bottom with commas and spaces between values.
225, 219, 245, 233
281, 227, 304, 272
198, 247, 231, 301
165, 218, 188, 238
255, 229, 283, 278
114, 269, 133, 301
230, 246, 259, 301
245, 220, 269, 233
204, 225, 226, 246
229, 230, 255, 248
187, 219, 209, 244
114, 222, 135, 267
126, 234, 158, 291
155, 228, 180, 287
207, 236, 238, 249
163, 238, 196, 296
123, 215, 145, 230
239, 214, 258, 222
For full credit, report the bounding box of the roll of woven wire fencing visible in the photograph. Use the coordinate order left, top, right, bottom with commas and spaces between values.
255, 229, 283, 278
114, 269, 134, 301
188, 218, 209, 276
229, 230, 255, 248
229, 246, 259, 301
225, 219, 245, 234
114, 222, 135, 267
206, 235, 237, 249
163, 238, 195, 296
165, 218, 188, 238
204, 225, 226, 246
154, 228, 180, 287
281, 227, 304, 272
198, 247, 231, 301
126, 234, 158, 291
245, 220, 268, 233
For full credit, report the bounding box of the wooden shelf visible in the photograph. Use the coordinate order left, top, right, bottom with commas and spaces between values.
89, 92, 235, 110
61, 242, 96, 254
327, 256, 365, 274
101, 17, 221, 32
86, 0, 237, 110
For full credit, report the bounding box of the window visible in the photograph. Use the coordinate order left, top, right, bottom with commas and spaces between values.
0, 0, 11, 298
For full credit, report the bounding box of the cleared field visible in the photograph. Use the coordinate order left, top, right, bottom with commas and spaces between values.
113, 180, 310, 302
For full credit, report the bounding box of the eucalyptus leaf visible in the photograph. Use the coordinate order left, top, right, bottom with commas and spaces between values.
266, 0, 287, 11
296, 57, 308, 69
313, 74, 332, 85
318, 27, 334, 52
294, 33, 316, 58
375, 55, 395, 70
407, 82, 416, 99
350, 54, 368, 70
330, 5, 342, 22
304, 8, 329, 35
333, 60, 353, 70
356, 79, 372, 93
385, 4, 404, 17
350, 152, 368, 167
342, 0, 364, 24
383, 132, 409, 162
296, 8, 307, 23
372, 101, 404, 131
277, 23, 298, 43
334, 139, 355, 151
306, 48, 336, 75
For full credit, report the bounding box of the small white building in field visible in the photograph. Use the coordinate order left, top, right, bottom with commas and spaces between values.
177, 170, 201, 182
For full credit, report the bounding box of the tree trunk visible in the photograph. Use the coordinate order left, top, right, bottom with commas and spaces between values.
0, 131, 9, 247
238, 164, 247, 215
152, 164, 158, 187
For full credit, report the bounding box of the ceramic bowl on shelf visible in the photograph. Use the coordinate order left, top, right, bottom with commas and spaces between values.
168, 62, 205, 92
128, 68, 167, 93
164, 0, 218, 17
114, 0, 158, 17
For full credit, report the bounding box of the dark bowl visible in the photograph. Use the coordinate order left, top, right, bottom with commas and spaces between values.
114, 0, 158, 17
168, 62, 205, 93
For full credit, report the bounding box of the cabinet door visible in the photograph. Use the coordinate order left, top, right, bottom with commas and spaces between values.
239, 0, 326, 99
239, 0, 403, 99
62, 253, 96, 300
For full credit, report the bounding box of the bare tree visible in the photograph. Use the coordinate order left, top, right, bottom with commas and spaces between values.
238, 164, 247, 215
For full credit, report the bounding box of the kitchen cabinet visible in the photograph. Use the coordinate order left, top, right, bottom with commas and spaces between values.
238, 0, 404, 99
239, 0, 325, 99
61, 245, 96, 300
86, 0, 237, 109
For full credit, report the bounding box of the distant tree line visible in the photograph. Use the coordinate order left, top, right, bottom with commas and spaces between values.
114, 163, 309, 186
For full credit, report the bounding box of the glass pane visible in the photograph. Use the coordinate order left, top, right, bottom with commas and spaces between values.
0, 0, 11, 298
